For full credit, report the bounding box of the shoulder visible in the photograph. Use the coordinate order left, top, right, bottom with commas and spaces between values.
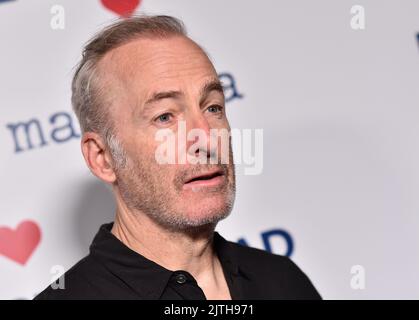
225, 239, 322, 299
33, 255, 127, 300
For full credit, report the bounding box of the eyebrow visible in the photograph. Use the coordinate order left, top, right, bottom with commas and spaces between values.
143, 78, 224, 109
199, 79, 224, 106
144, 90, 182, 105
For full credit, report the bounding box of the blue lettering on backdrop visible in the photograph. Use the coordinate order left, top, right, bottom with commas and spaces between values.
238, 229, 294, 257
6, 112, 80, 153
219, 73, 244, 102
49, 112, 80, 143
6, 119, 49, 152
5, 72, 242, 154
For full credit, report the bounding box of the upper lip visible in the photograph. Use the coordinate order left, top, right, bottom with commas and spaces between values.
184, 169, 224, 184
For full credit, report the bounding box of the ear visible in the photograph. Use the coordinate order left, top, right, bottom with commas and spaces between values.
81, 132, 117, 183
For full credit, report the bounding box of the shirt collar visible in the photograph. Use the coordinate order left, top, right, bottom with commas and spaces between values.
213, 231, 251, 279
89, 222, 250, 299
89, 223, 172, 299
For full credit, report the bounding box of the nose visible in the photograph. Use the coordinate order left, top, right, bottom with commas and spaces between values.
184, 111, 213, 162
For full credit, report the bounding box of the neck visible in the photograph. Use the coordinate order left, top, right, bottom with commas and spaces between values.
111, 198, 219, 281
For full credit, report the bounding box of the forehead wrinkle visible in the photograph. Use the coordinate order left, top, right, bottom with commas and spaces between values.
140, 52, 214, 81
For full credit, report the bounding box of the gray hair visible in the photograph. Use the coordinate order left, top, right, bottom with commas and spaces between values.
71, 15, 187, 167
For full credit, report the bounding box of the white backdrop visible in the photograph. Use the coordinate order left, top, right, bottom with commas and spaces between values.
1, 0, 419, 300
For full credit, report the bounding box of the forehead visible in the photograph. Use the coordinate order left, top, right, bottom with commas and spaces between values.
99, 36, 217, 98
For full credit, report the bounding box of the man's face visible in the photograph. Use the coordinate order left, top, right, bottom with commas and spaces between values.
99, 36, 235, 230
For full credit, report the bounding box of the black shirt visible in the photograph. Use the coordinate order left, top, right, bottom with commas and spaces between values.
34, 223, 321, 300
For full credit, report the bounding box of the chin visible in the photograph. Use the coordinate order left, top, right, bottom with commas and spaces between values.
181, 197, 232, 224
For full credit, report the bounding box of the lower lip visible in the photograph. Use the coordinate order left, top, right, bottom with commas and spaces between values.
183, 175, 225, 190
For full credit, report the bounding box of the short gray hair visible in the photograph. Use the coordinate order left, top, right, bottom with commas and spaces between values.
71, 15, 187, 167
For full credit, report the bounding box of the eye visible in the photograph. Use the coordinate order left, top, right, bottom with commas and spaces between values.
206, 105, 223, 114
155, 112, 173, 123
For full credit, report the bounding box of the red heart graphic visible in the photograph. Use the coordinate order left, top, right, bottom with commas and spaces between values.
100, 0, 141, 17
0, 220, 41, 265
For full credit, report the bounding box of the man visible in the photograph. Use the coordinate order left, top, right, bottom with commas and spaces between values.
35, 15, 321, 300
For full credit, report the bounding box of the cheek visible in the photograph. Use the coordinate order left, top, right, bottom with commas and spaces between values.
208, 116, 230, 128
127, 133, 157, 160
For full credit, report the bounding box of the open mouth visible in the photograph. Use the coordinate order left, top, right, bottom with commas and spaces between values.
183, 170, 225, 189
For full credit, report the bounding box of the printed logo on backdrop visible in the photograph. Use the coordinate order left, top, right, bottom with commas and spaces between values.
5, 72, 242, 154
0, 220, 41, 265
100, 0, 142, 17
239, 229, 294, 257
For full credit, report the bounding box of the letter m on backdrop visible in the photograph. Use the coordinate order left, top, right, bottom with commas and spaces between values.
7, 119, 48, 153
